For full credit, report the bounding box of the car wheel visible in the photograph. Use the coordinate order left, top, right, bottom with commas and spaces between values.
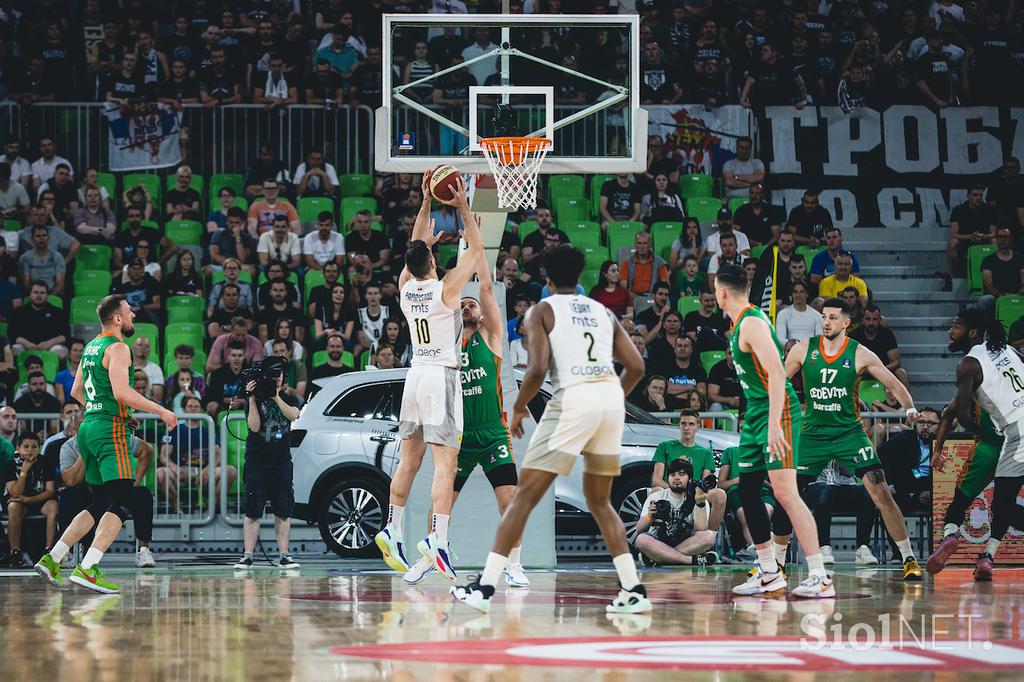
318, 476, 389, 558
612, 473, 650, 545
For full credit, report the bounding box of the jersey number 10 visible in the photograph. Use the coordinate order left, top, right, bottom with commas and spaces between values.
414, 318, 431, 345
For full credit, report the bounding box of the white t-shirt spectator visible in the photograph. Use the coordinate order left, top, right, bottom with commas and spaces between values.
292, 162, 339, 196
31, 156, 73, 185
461, 41, 496, 87
776, 305, 824, 342
136, 360, 165, 390
302, 231, 346, 267
0, 182, 30, 215
905, 37, 965, 63
256, 231, 302, 262
509, 338, 528, 369
721, 157, 766, 199
704, 228, 751, 258
6, 157, 32, 185
928, 1, 965, 27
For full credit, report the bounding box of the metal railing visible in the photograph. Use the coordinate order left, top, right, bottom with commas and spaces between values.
0, 103, 375, 178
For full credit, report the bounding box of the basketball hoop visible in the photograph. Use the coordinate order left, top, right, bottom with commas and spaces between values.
479, 137, 552, 210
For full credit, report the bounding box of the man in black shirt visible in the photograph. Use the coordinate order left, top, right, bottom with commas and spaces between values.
307, 335, 355, 398
114, 206, 175, 269
8, 57, 57, 107
948, 183, 998, 275
112, 259, 162, 324
14, 373, 62, 437
740, 42, 808, 108
786, 190, 834, 248
915, 30, 956, 107
733, 183, 783, 245
520, 208, 566, 264
103, 51, 149, 105
200, 47, 243, 107
3, 433, 56, 567
10, 281, 68, 360
660, 336, 708, 410
707, 347, 741, 411
850, 305, 904, 383
205, 342, 247, 417
692, 57, 732, 107
160, 15, 198, 71
683, 290, 727, 352
640, 40, 683, 104
599, 174, 642, 227
635, 282, 672, 340
344, 211, 391, 278
256, 279, 304, 343
158, 59, 202, 107
305, 60, 343, 106
306, 261, 343, 318
986, 157, 1024, 230
348, 46, 385, 109
244, 145, 291, 200
979, 228, 1024, 313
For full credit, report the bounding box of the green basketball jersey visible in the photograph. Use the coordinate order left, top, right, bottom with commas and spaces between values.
460, 331, 505, 429
728, 305, 798, 406
802, 336, 862, 431
81, 334, 133, 420
979, 405, 1001, 444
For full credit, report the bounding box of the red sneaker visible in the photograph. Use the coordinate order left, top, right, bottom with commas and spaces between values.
926, 534, 961, 575
973, 553, 994, 582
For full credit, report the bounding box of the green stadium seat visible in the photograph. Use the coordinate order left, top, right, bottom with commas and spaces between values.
554, 196, 590, 224
119, 219, 160, 232
303, 269, 325, 303
339, 173, 374, 198
579, 268, 600, 292
166, 334, 205, 359
858, 380, 886, 407
223, 411, 247, 496
298, 196, 336, 225
166, 220, 202, 246
677, 296, 700, 317
750, 244, 769, 261
547, 174, 585, 204
589, 174, 615, 218
997, 296, 1024, 334
728, 197, 750, 214
795, 245, 827, 268
607, 221, 645, 260
74, 270, 112, 297
686, 196, 723, 223
700, 350, 726, 373
580, 245, 609, 273
133, 322, 161, 357
211, 270, 253, 284
96, 172, 117, 201
70, 297, 101, 325
651, 221, 682, 261
78, 244, 112, 270
3, 219, 21, 231
18, 349, 59, 383
166, 295, 205, 323
208, 195, 248, 215
359, 350, 370, 370
312, 350, 328, 368
24, 295, 65, 309
341, 197, 377, 228
678, 173, 714, 199
968, 244, 998, 297
438, 244, 459, 266
166, 172, 204, 197
517, 220, 540, 241
561, 221, 602, 249
122, 173, 161, 207
209, 173, 244, 200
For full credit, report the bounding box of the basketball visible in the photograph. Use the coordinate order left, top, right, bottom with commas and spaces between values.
429, 164, 461, 201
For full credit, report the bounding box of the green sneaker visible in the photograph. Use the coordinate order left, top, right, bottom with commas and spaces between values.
69, 565, 121, 594
34, 553, 64, 588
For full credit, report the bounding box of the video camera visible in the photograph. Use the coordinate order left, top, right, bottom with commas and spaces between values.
240, 357, 287, 401
689, 473, 718, 495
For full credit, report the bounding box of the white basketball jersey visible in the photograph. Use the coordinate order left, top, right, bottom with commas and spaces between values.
400, 277, 462, 368
545, 294, 618, 391
967, 342, 1024, 433
357, 305, 391, 345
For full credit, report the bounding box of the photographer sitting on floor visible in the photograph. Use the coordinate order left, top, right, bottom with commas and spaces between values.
635, 458, 719, 566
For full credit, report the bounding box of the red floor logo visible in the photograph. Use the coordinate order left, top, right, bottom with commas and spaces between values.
332, 637, 1024, 671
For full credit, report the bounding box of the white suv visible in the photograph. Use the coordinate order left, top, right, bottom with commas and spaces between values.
290, 368, 738, 558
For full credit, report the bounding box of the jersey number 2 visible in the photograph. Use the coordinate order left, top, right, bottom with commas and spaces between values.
583, 332, 596, 362
414, 318, 431, 345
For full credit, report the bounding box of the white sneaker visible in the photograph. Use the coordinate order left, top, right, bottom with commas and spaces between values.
374, 525, 410, 574
503, 563, 530, 587
820, 546, 835, 565
792, 573, 836, 598
451, 580, 495, 613
732, 567, 787, 595
135, 547, 156, 568
607, 584, 652, 614
402, 557, 435, 585
855, 545, 879, 565
417, 534, 457, 581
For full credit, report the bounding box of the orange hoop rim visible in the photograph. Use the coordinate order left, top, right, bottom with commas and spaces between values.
480, 136, 553, 154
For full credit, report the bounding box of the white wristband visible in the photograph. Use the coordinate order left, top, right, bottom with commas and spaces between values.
906, 407, 920, 420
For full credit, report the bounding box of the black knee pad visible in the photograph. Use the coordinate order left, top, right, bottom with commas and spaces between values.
104, 479, 135, 523
86, 484, 109, 525
738, 472, 772, 544
771, 504, 793, 537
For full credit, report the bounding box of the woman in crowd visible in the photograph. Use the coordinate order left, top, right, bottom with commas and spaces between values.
165, 250, 203, 297
588, 260, 632, 319
313, 282, 360, 352
640, 172, 684, 225
372, 319, 410, 367
76, 167, 111, 209
167, 367, 202, 413
264, 318, 305, 361
670, 217, 705, 273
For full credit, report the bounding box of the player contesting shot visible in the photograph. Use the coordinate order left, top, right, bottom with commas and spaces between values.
714, 265, 835, 598
783, 297, 924, 581
374, 172, 484, 581
34, 295, 178, 594
451, 244, 647, 614
929, 308, 1024, 581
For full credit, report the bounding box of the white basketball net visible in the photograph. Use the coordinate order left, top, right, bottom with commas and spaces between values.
479, 137, 552, 210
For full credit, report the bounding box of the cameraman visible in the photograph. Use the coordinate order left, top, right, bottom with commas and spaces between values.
635, 459, 719, 566
234, 356, 302, 570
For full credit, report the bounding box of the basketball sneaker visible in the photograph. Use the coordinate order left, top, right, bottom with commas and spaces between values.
902, 556, 923, 581
403, 557, 435, 585
607, 583, 653, 614
451, 579, 495, 613
136, 547, 156, 568
694, 551, 719, 567
744, 561, 787, 581
417, 533, 457, 581
820, 546, 836, 565
926, 534, 961, 575
792, 574, 836, 598
69, 565, 121, 594
855, 545, 879, 565
503, 563, 530, 587
973, 553, 994, 582
375, 525, 410, 574
733, 566, 787, 595
34, 553, 63, 588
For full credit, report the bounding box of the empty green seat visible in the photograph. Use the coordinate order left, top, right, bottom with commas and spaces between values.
728, 197, 750, 214
298, 196, 336, 225
74, 270, 112, 297
166, 220, 202, 246
677, 296, 700, 317
97, 172, 117, 200
968, 244, 997, 297
554, 196, 589, 224
166, 295, 205, 323
859, 380, 886, 407
678, 173, 714, 199
686, 196, 723, 223
589, 174, 615, 219
70, 296, 101, 325
700, 350, 726, 372
996, 295, 1024, 334
651, 221, 682, 261
547, 174, 585, 204
338, 173, 374, 198
209, 173, 245, 199
78, 244, 112, 270
561, 221, 602, 249
607, 221, 645, 260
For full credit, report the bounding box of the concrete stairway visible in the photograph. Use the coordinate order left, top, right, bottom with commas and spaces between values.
844, 226, 967, 408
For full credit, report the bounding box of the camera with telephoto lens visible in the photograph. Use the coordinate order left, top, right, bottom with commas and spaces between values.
651, 499, 674, 527
241, 357, 286, 400
688, 474, 718, 495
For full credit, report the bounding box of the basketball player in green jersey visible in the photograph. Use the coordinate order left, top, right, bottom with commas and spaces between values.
714, 265, 834, 598
34, 295, 177, 594
784, 297, 924, 581
402, 250, 529, 587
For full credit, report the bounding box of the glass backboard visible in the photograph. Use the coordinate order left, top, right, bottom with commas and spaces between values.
377, 13, 645, 175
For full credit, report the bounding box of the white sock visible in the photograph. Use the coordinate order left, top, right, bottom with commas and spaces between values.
431, 513, 449, 546
387, 504, 404, 531
774, 541, 789, 567
757, 546, 777, 574
50, 541, 69, 563
896, 538, 914, 561
82, 547, 104, 569
508, 545, 522, 567
985, 538, 1001, 557
612, 553, 640, 591
480, 552, 507, 587
806, 553, 826, 578
943, 523, 960, 538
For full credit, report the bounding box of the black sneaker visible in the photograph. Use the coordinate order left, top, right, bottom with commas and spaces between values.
278, 555, 300, 570
450, 579, 496, 613
8, 550, 27, 569
233, 555, 254, 570
695, 551, 719, 567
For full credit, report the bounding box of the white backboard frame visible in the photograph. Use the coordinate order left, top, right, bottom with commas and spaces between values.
377, 12, 645, 175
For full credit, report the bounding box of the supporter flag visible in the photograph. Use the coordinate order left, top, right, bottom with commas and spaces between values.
749, 246, 783, 324
645, 105, 752, 176
103, 102, 182, 172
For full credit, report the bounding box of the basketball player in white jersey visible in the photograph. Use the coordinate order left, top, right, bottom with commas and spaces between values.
452, 245, 648, 614
947, 308, 1024, 581
375, 173, 483, 580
